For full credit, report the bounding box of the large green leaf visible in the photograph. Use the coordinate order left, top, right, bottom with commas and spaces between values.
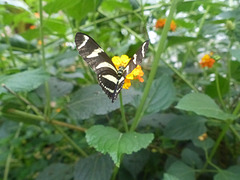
214, 165, 240, 180
122, 150, 150, 179
66, 85, 139, 120
175, 93, 236, 120
86, 125, 154, 167
205, 75, 229, 98
74, 154, 114, 180
0, 68, 49, 95
163, 173, 180, 180
37, 77, 73, 100
231, 61, 240, 82
145, 75, 176, 114
163, 115, 206, 140
181, 148, 203, 168
167, 161, 195, 180
36, 163, 73, 180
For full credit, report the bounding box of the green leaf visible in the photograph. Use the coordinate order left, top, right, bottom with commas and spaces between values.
164, 115, 206, 140
66, 85, 139, 120
175, 93, 236, 120
37, 77, 73, 100
231, 61, 240, 82
145, 75, 176, 114
163, 173, 180, 180
44, 19, 67, 36
214, 165, 240, 180
181, 148, 203, 168
86, 125, 154, 167
123, 150, 150, 179
65, 0, 100, 20
167, 161, 195, 180
205, 75, 229, 98
36, 163, 73, 180
43, 0, 80, 14
192, 137, 214, 151
230, 49, 240, 62
74, 154, 114, 180
0, 68, 49, 95
168, 36, 201, 47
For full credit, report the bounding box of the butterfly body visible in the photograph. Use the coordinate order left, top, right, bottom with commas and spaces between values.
75, 32, 149, 102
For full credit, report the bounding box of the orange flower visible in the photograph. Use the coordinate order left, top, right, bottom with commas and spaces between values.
29, 25, 36, 29
112, 55, 144, 89
200, 54, 215, 68
155, 18, 177, 31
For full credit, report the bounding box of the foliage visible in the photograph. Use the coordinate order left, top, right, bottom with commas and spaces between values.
0, 0, 240, 180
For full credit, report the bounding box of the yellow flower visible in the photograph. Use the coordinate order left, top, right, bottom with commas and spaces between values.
198, 133, 208, 141
200, 54, 215, 68
112, 55, 144, 89
155, 18, 177, 31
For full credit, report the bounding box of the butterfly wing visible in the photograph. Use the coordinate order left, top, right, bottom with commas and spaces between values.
75, 32, 118, 99
123, 40, 149, 77
112, 40, 150, 102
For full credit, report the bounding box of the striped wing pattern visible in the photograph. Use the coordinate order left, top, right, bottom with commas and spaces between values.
75, 32, 149, 102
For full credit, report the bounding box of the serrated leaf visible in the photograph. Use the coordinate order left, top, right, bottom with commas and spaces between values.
66, 85, 139, 120
74, 154, 114, 180
145, 75, 176, 114
86, 125, 154, 167
36, 163, 73, 180
0, 68, 49, 95
167, 161, 195, 180
214, 165, 240, 180
175, 93, 236, 120
164, 115, 206, 140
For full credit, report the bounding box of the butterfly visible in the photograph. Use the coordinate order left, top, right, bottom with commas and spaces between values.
75, 32, 149, 102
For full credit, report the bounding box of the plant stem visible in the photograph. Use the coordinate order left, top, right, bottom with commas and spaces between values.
200, 121, 231, 174
39, 0, 51, 118
119, 92, 128, 132
6, 109, 86, 132
130, 0, 179, 131
54, 125, 88, 157
214, 67, 226, 111
3, 123, 22, 180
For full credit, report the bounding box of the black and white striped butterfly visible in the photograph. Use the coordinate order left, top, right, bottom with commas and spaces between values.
75, 32, 149, 103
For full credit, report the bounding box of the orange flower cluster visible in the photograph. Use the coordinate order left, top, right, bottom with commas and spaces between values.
155, 18, 177, 31
112, 55, 144, 89
200, 53, 215, 68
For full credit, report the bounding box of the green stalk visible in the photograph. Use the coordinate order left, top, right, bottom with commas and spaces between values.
3, 123, 22, 180
39, 0, 51, 117
214, 67, 227, 111
54, 125, 88, 157
2, 25, 16, 67
181, 5, 210, 71
119, 92, 128, 132
200, 121, 231, 174
233, 101, 240, 116
130, 0, 179, 131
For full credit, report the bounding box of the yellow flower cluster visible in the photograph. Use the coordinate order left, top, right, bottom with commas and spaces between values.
200, 53, 215, 68
112, 55, 144, 89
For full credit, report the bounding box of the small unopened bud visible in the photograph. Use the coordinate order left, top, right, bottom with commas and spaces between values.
226, 20, 235, 31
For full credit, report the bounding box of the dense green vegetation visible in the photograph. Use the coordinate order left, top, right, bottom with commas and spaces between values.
0, 0, 240, 179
